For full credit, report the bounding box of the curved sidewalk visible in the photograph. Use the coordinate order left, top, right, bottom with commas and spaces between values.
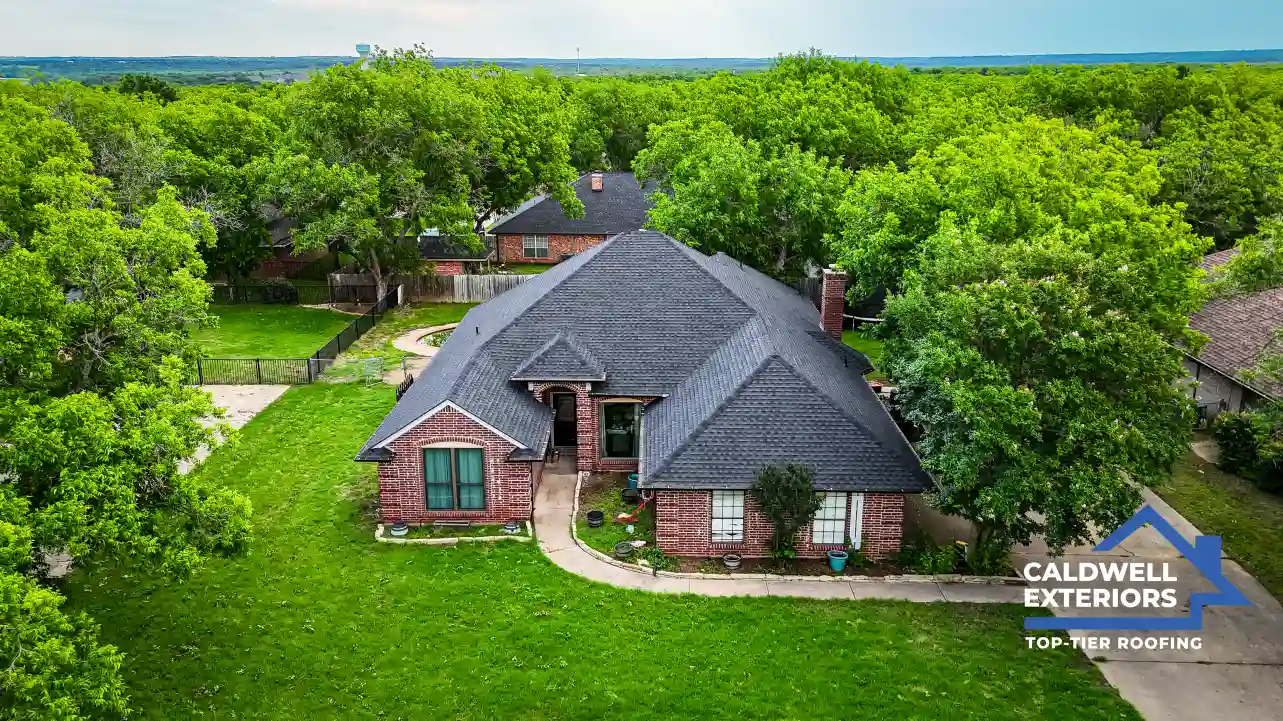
531, 465, 1025, 602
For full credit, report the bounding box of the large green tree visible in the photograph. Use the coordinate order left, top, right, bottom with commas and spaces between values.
0, 98, 252, 719
634, 118, 849, 280
833, 117, 1211, 553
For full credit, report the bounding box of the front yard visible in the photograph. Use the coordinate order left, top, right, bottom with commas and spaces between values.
195, 304, 353, 358
64, 383, 1139, 719
1154, 450, 1283, 601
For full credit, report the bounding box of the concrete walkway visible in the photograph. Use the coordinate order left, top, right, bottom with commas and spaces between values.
390, 324, 458, 358
1013, 488, 1283, 721
532, 462, 1025, 602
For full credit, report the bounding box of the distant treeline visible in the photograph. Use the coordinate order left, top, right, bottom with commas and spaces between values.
4, 48, 1283, 85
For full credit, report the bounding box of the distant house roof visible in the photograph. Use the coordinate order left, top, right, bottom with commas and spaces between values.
488, 172, 654, 236
357, 230, 931, 494
1190, 249, 1283, 399
418, 231, 492, 261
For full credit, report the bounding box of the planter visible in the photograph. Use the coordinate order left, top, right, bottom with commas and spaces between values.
621, 488, 641, 505
503, 520, 522, 535
827, 550, 849, 573
613, 541, 636, 560
722, 553, 742, 571
389, 523, 409, 537
586, 510, 605, 528
626, 473, 639, 489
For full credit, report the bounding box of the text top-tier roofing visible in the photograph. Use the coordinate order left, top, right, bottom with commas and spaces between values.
488, 172, 654, 236
1192, 249, 1283, 398
357, 230, 931, 493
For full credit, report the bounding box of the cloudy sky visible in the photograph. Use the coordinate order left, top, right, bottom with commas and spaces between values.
2, 0, 1279, 58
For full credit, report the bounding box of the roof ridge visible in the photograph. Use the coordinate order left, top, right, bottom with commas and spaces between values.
645, 353, 777, 482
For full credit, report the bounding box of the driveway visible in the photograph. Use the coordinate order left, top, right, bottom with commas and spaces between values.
1014, 489, 1283, 721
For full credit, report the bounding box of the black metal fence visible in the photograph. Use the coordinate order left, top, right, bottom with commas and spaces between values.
211, 282, 379, 306
196, 289, 402, 385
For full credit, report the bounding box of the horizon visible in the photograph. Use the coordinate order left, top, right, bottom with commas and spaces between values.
4, 1, 1280, 58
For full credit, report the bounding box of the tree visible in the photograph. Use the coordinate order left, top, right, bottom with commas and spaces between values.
750, 464, 823, 562
0, 102, 252, 717
116, 73, 178, 104
634, 118, 849, 281
833, 117, 1211, 553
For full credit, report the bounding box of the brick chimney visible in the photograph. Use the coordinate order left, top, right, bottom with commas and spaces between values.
590, 172, 604, 192
820, 267, 846, 340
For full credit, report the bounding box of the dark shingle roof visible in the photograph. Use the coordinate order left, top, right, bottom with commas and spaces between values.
511, 329, 606, 381
418, 232, 492, 261
357, 230, 929, 493
1190, 249, 1283, 398
488, 172, 653, 236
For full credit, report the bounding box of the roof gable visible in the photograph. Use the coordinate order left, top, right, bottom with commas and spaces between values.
511, 329, 606, 381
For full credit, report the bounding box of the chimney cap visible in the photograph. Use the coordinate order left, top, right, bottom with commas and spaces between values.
823, 266, 846, 276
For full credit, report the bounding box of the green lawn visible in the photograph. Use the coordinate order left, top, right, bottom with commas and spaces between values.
843, 329, 889, 382
195, 305, 352, 358
1154, 450, 1283, 601
64, 383, 1139, 720
489, 262, 553, 275
322, 302, 477, 378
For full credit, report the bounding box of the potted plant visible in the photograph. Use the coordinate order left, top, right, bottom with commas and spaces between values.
389, 522, 409, 537
827, 550, 849, 573
613, 541, 636, 560
722, 553, 742, 570
586, 510, 605, 528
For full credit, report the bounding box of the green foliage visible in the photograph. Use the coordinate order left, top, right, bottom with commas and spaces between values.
834, 117, 1211, 552
749, 464, 822, 561
1213, 407, 1283, 494
895, 537, 963, 575
256, 277, 299, 305
117, 74, 177, 104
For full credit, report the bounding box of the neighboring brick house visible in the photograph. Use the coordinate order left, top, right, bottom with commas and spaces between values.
418, 231, 493, 276
488, 172, 653, 264
356, 231, 931, 559
1181, 249, 1282, 420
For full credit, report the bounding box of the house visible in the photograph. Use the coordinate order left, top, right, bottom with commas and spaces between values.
488, 172, 653, 265
355, 230, 931, 559
1182, 249, 1283, 420
418, 230, 494, 276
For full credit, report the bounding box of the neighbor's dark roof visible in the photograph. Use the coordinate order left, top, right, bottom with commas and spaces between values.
1190, 249, 1283, 398
357, 230, 930, 494
488, 172, 653, 236
418, 232, 492, 261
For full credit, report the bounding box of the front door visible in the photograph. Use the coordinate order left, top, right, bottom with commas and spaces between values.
551, 393, 578, 447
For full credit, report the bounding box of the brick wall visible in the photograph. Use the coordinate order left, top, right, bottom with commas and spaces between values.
820, 268, 846, 340
496, 234, 609, 264
434, 261, 465, 276
529, 384, 652, 473
654, 490, 907, 560
377, 406, 533, 525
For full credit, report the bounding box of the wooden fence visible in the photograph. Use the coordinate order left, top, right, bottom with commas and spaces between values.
331, 272, 533, 303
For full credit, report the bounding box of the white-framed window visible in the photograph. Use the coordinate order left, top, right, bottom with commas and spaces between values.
523, 234, 549, 259
812, 493, 848, 546
711, 491, 745, 543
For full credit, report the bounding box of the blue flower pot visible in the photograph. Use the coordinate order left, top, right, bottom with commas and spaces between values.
627, 473, 639, 489
827, 550, 849, 573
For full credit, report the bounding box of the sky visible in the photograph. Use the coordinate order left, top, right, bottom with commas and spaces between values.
2, 0, 1280, 58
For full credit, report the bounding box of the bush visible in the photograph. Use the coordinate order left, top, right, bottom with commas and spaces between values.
259, 277, 300, 305
750, 464, 822, 563
1213, 407, 1283, 494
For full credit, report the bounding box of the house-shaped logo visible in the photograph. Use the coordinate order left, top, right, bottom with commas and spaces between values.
1024, 505, 1252, 631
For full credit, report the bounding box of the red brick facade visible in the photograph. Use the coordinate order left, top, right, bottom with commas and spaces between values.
496, 234, 609, 264
820, 268, 846, 340
653, 490, 906, 560
434, 261, 465, 276
528, 382, 651, 473
377, 406, 534, 525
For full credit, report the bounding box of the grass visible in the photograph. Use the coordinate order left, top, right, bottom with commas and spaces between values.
574, 474, 656, 559
489, 262, 553, 275
843, 329, 889, 382
1153, 450, 1283, 601
392, 523, 527, 540
323, 302, 476, 377
63, 383, 1140, 720
195, 305, 352, 358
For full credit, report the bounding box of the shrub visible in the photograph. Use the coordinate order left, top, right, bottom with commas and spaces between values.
1213, 406, 1283, 495
258, 277, 300, 305
750, 464, 822, 563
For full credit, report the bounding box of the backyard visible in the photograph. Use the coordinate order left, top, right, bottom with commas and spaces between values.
843, 328, 888, 382
62, 382, 1141, 720
1154, 450, 1283, 601
195, 304, 352, 358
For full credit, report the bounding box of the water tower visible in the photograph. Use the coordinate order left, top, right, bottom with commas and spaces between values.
356, 43, 371, 62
